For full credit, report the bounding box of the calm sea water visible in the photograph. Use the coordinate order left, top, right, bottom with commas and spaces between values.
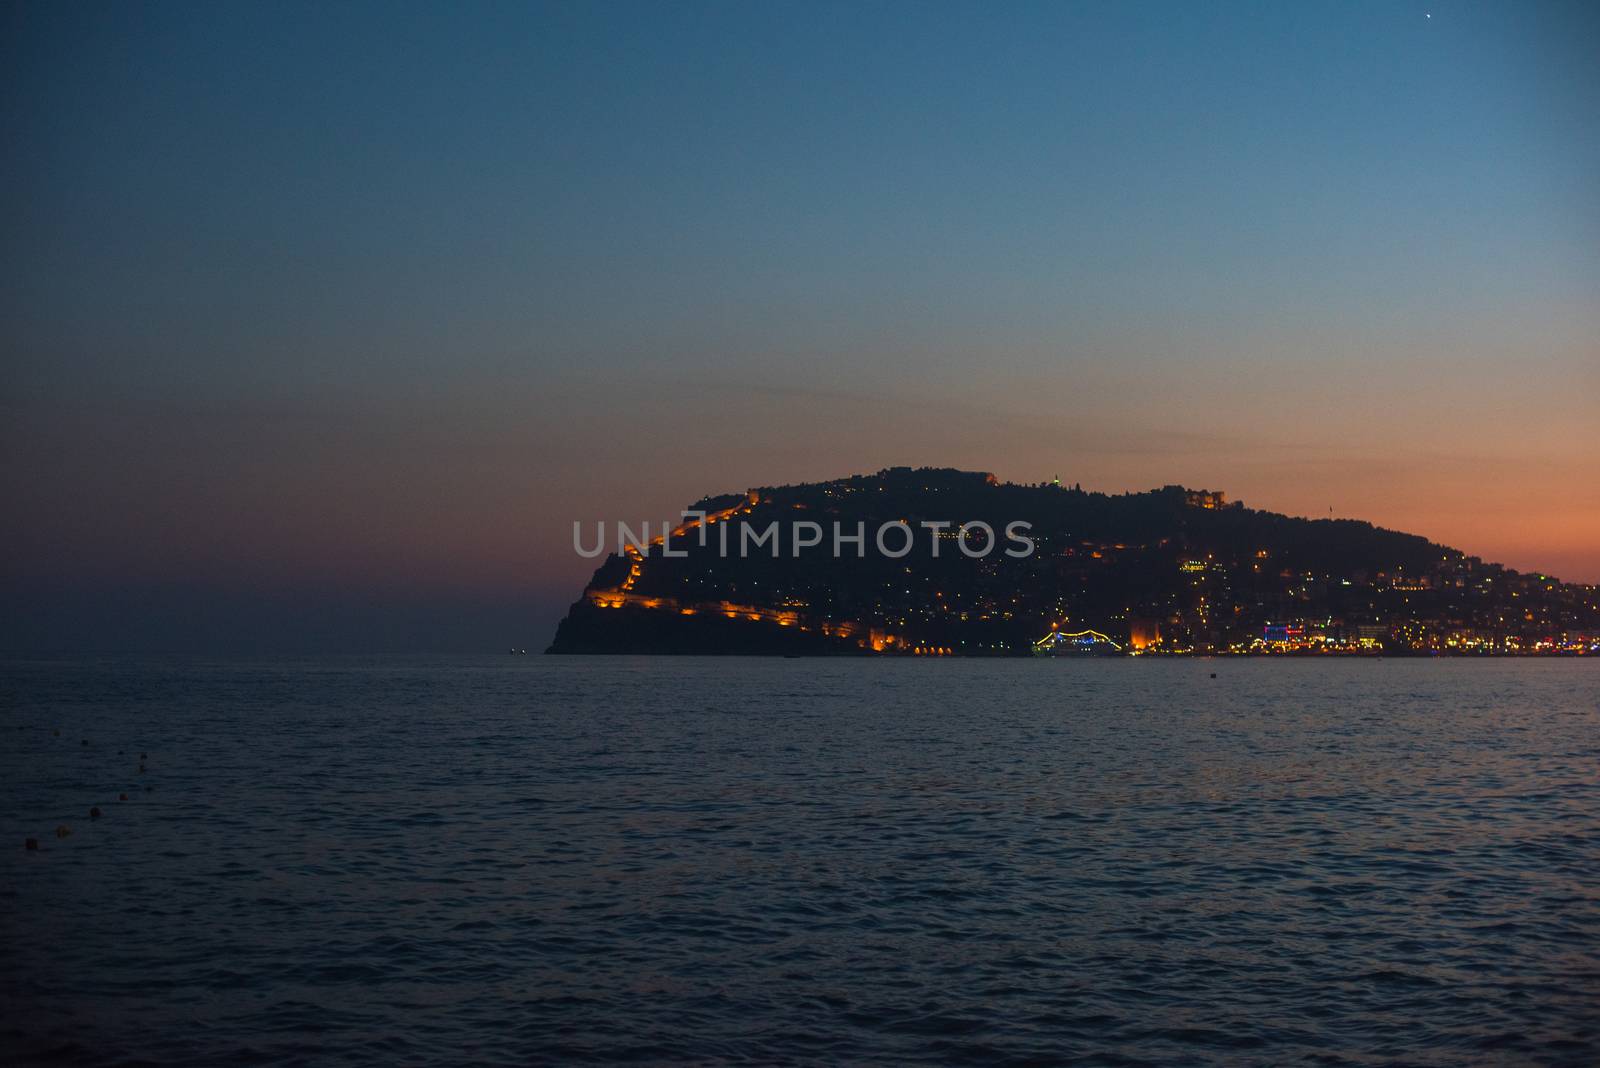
2, 656, 1597, 1066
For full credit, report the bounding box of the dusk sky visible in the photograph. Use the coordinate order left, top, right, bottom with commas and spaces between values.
3, 0, 1597, 652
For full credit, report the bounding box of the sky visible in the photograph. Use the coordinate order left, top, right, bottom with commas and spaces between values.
3, 0, 1597, 652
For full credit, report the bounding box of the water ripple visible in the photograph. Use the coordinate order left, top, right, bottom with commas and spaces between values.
2, 655, 1597, 1065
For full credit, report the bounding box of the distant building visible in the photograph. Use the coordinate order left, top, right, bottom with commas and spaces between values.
1128, 618, 1161, 650
1159, 486, 1229, 509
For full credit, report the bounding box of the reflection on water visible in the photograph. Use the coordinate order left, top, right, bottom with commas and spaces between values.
2, 656, 1597, 1064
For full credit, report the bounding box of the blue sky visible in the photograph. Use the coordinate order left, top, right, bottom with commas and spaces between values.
3, 1, 1597, 650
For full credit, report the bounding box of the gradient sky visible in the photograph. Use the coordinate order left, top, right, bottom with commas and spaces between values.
3, 0, 1597, 652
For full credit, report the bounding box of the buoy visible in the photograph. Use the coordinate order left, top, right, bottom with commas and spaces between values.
1210, 672, 1217, 678
24, 838, 38, 851
52, 729, 60, 737
140, 752, 148, 760
81, 739, 89, 747
55, 825, 72, 838
90, 806, 102, 819
119, 793, 129, 801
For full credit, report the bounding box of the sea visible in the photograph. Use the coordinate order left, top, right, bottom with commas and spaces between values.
2, 655, 1596, 1066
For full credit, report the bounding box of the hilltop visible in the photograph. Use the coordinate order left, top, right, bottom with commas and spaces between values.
547, 468, 1599, 655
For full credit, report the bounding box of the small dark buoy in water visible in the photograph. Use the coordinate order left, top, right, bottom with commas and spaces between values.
25, 837, 39, 851
1210, 672, 1217, 678
140, 752, 148, 761
89, 806, 102, 819
81, 739, 89, 747
52, 729, 60, 737
119, 793, 129, 802
55, 825, 72, 838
